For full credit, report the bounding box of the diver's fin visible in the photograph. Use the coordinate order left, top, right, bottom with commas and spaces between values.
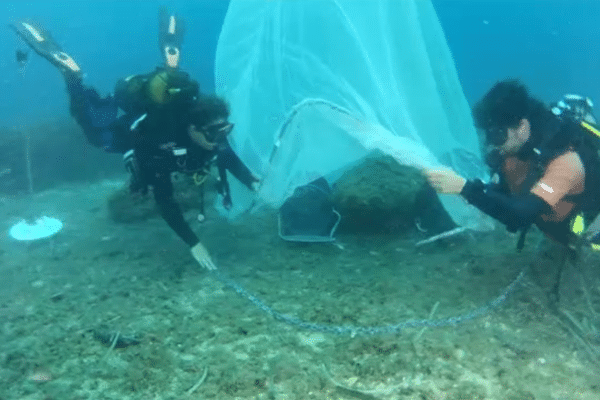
9, 21, 82, 78
158, 7, 185, 69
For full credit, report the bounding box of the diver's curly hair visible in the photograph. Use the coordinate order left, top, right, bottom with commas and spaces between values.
473, 79, 549, 146
472, 79, 530, 131
188, 94, 230, 127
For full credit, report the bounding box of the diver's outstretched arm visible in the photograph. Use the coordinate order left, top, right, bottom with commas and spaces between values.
149, 167, 217, 270
215, 143, 260, 209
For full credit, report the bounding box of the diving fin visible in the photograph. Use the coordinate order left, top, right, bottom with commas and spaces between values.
9, 21, 82, 79
158, 7, 185, 69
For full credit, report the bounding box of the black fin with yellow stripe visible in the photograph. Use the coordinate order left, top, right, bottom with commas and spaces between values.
158, 7, 185, 69
9, 20, 82, 79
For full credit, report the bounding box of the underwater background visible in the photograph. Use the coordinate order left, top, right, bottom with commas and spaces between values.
1, 1, 600, 399
2, 1, 600, 125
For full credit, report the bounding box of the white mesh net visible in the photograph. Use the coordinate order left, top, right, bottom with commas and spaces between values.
215, 0, 493, 230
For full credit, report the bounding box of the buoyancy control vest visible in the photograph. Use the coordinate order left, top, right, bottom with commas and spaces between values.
497, 111, 600, 249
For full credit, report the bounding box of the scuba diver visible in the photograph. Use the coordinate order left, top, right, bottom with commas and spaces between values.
423, 80, 600, 308
10, 9, 259, 271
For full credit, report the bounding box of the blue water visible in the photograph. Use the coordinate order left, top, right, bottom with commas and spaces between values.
435, 0, 600, 105
1, 3, 599, 397
0, 1, 230, 124
1, 1, 599, 128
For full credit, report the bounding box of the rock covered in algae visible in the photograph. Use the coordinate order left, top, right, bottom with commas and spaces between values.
332, 155, 426, 233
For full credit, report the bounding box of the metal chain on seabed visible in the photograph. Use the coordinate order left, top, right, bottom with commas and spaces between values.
210, 268, 527, 337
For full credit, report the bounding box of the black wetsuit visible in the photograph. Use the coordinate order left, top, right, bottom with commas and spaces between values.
66, 77, 135, 153
132, 108, 256, 247
66, 77, 257, 248
460, 112, 598, 246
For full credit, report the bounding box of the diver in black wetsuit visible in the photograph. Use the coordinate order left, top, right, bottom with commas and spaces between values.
127, 93, 259, 270
10, 10, 259, 270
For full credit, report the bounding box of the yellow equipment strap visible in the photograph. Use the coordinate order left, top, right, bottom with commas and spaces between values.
581, 121, 600, 139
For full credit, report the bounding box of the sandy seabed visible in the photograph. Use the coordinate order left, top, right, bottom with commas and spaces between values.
0, 178, 599, 400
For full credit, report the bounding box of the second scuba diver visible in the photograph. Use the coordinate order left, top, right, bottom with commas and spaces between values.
423, 79, 600, 308
10, 9, 259, 271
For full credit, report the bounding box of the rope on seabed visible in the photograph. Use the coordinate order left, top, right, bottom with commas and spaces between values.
210, 266, 527, 337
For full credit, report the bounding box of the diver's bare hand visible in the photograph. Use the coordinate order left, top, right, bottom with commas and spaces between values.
423, 168, 466, 194
190, 242, 217, 270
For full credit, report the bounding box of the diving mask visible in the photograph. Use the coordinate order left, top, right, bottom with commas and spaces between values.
484, 126, 508, 147
201, 121, 234, 143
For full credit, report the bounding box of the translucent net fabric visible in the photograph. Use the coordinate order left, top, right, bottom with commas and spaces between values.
215, 0, 493, 230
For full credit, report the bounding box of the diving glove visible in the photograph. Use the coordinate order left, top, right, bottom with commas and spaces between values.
190, 242, 217, 271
